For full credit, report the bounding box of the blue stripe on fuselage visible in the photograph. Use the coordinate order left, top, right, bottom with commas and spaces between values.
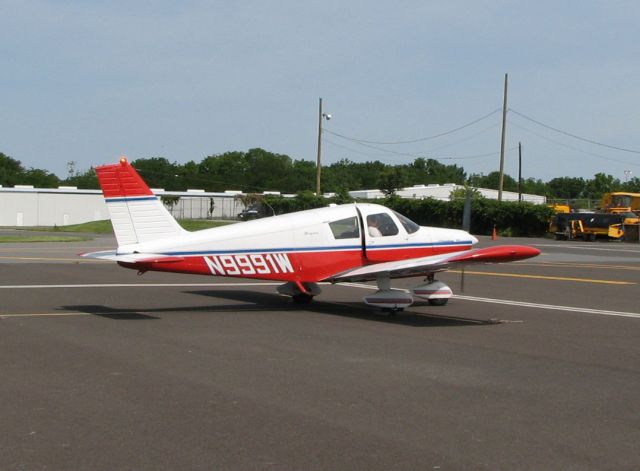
156, 241, 474, 257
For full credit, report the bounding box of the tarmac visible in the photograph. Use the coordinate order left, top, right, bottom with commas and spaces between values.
1, 233, 639, 470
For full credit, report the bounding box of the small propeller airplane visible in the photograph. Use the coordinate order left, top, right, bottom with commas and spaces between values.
82, 157, 540, 311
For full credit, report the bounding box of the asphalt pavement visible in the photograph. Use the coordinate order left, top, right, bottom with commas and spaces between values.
1, 235, 639, 470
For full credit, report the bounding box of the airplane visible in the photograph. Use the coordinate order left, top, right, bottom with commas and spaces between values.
82, 157, 540, 311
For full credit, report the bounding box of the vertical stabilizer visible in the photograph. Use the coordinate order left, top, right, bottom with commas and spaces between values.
95, 157, 186, 246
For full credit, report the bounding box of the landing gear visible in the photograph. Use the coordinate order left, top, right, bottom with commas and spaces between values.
410, 275, 452, 306
362, 274, 414, 310
277, 282, 321, 304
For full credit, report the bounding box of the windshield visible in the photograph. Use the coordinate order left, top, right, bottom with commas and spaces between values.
393, 211, 420, 234
611, 195, 632, 208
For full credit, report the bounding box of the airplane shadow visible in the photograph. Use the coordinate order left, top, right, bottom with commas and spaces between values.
61, 291, 496, 327
186, 289, 494, 327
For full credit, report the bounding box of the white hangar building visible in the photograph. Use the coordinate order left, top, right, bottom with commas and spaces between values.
348, 183, 546, 204
0, 186, 247, 227
1, 182, 546, 228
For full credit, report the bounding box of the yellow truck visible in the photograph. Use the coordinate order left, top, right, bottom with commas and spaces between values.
601, 192, 640, 215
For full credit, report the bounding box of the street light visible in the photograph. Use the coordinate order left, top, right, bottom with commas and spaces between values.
316, 98, 331, 196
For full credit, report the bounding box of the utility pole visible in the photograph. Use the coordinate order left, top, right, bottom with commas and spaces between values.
316, 98, 323, 196
315, 98, 332, 196
518, 142, 522, 202
498, 73, 508, 202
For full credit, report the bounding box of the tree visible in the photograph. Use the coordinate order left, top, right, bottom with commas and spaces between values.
243, 148, 293, 192
468, 171, 517, 191
547, 177, 585, 199
378, 167, 407, 196
131, 157, 181, 190
520, 177, 548, 196
200, 151, 248, 191
584, 173, 620, 200
285, 159, 315, 193
22, 168, 60, 188
621, 177, 640, 193
322, 159, 362, 192
0, 152, 25, 186
62, 167, 99, 189
410, 158, 465, 185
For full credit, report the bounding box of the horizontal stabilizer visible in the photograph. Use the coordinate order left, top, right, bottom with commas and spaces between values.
81, 250, 184, 264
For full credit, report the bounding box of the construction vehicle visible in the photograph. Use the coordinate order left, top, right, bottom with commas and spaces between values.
550, 211, 638, 241
548, 203, 571, 214
601, 192, 640, 215
549, 192, 640, 242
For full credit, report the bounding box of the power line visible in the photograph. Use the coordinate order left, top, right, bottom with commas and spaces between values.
425, 121, 501, 153
509, 108, 640, 154
508, 120, 640, 168
323, 137, 400, 159
323, 108, 502, 145
324, 135, 517, 162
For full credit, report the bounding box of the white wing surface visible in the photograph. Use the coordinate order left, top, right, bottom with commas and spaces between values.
325, 245, 540, 283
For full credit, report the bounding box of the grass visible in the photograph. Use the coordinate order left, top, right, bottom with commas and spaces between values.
22, 219, 236, 234
0, 235, 92, 243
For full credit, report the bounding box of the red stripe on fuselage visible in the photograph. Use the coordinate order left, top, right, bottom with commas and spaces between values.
117, 245, 472, 281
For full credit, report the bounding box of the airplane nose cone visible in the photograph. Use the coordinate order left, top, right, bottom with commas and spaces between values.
470, 234, 479, 245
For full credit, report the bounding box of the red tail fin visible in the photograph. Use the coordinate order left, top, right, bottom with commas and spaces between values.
95, 156, 153, 198
94, 156, 185, 246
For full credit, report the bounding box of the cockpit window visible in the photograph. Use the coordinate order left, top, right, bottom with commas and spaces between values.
393, 211, 420, 234
612, 195, 632, 208
367, 213, 399, 237
329, 216, 360, 239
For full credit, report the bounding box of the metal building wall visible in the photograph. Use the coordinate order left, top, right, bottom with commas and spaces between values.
0, 188, 244, 227
0, 190, 107, 226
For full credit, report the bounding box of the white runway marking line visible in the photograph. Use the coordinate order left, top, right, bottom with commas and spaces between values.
342, 282, 640, 319
453, 295, 640, 319
1, 312, 88, 319
2, 281, 639, 320
0, 282, 282, 289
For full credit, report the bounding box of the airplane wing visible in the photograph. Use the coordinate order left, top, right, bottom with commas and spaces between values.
80, 250, 184, 264
325, 245, 540, 283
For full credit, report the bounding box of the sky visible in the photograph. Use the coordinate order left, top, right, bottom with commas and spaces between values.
2, 0, 640, 183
